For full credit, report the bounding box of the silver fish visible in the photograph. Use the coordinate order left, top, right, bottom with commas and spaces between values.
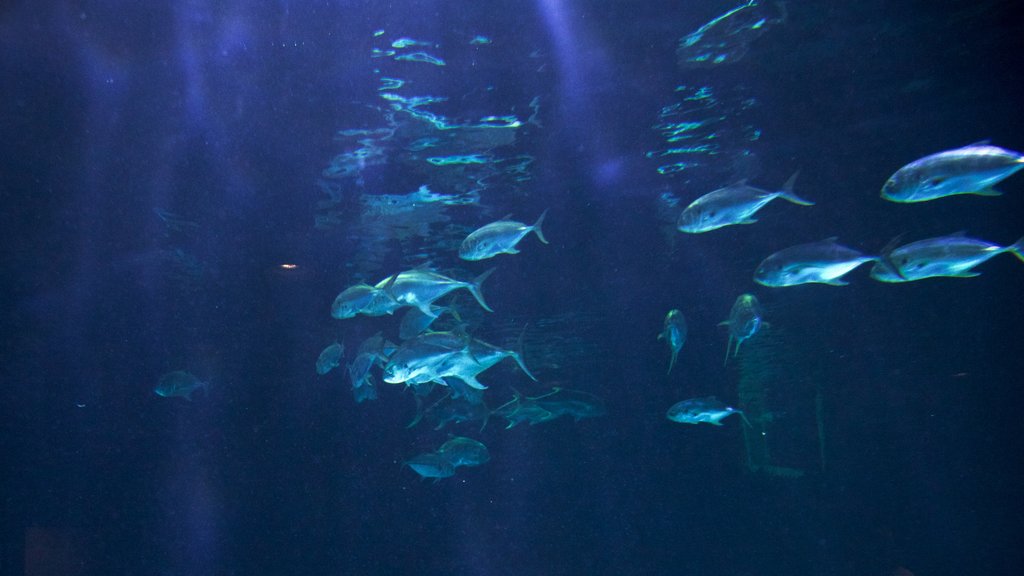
405, 452, 455, 480
666, 396, 750, 426
459, 210, 549, 260
881, 143, 1024, 202
677, 172, 810, 233
870, 233, 1024, 282
330, 279, 399, 319
658, 309, 687, 374
315, 341, 344, 375
436, 437, 491, 468
754, 238, 875, 287
377, 268, 495, 316
154, 370, 208, 401
719, 294, 764, 365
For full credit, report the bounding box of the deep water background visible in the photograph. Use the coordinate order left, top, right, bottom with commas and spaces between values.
2, 1, 1023, 575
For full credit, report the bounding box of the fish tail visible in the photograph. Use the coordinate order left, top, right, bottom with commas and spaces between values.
778, 170, 813, 205
723, 336, 733, 366
667, 349, 678, 374
532, 209, 550, 244
468, 268, 496, 312
512, 324, 539, 381
1008, 237, 1024, 263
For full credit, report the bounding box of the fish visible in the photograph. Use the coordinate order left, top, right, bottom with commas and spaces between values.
493, 392, 557, 428
754, 238, 876, 287
719, 294, 764, 365
436, 437, 491, 467
870, 233, 1024, 282
408, 392, 490, 431
459, 209, 549, 260
377, 267, 495, 316
532, 388, 607, 421
658, 309, 687, 374
383, 332, 536, 391
154, 370, 208, 401
881, 143, 1024, 203
666, 396, 750, 426
676, 172, 811, 233
316, 341, 344, 375
404, 452, 455, 480
330, 278, 400, 319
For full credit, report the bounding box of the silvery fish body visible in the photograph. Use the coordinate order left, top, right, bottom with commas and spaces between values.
315, 341, 344, 375
881, 144, 1024, 202
376, 268, 494, 315
437, 437, 491, 468
459, 210, 549, 261
330, 282, 398, 319
154, 370, 208, 401
666, 396, 748, 426
676, 173, 810, 233
755, 238, 875, 287
658, 309, 687, 374
870, 233, 1024, 282
405, 452, 456, 480
382, 332, 467, 385
720, 294, 764, 364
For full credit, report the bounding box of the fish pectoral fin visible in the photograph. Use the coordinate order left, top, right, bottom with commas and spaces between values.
825, 279, 849, 286
739, 218, 758, 225
952, 271, 981, 278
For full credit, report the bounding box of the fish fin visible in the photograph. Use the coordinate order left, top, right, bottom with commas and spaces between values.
825, 279, 850, 286
737, 410, 753, 428
507, 248, 521, 254
777, 171, 813, 205
468, 268, 496, 312
532, 208, 549, 244
667, 350, 678, 375
460, 375, 488, 390
951, 271, 981, 278
968, 188, 1002, 197
717, 320, 729, 327
710, 420, 724, 426
657, 332, 664, 341
963, 139, 992, 147
876, 234, 908, 280
733, 338, 743, 358
1007, 237, 1024, 263
739, 218, 759, 225
407, 396, 425, 428
723, 336, 733, 366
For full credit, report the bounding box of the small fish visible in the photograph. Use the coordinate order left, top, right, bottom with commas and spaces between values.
719, 294, 764, 365
870, 233, 1024, 282
881, 143, 1024, 203
316, 341, 344, 375
677, 172, 811, 233
405, 452, 456, 480
658, 309, 687, 374
754, 238, 875, 287
436, 437, 491, 467
459, 210, 549, 260
666, 396, 750, 426
154, 370, 208, 401
330, 280, 399, 319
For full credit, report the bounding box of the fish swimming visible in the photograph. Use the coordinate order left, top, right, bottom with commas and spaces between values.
436, 437, 491, 468
881, 143, 1024, 203
330, 278, 400, 319
658, 309, 687, 374
459, 209, 549, 260
676, 172, 811, 233
154, 370, 208, 401
666, 396, 750, 426
316, 341, 344, 375
754, 238, 875, 287
870, 233, 1024, 282
377, 267, 495, 316
405, 452, 456, 480
719, 294, 764, 365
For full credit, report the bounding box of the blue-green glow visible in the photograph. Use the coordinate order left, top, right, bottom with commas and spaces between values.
426, 154, 491, 166
394, 52, 446, 66
470, 36, 492, 45
379, 77, 404, 90
392, 38, 433, 49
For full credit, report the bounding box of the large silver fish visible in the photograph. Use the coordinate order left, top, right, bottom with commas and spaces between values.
658, 309, 687, 374
719, 294, 764, 365
676, 172, 811, 233
881, 143, 1024, 202
377, 268, 495, 316
459, 210, 549, 260
666, 396, 750, 426
754, 238, 875, 287
870, 233, 1024, 282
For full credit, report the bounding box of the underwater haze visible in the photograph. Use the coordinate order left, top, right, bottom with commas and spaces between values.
2, 1, 1023, 575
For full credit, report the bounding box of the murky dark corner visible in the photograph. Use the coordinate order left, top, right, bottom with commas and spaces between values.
2, 1, 1023, 575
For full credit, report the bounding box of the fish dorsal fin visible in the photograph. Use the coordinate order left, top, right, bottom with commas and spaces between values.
822, 236, 840, 243
500, 213, 514, 220
963, 140, 991, 148
950, 230, 969, 237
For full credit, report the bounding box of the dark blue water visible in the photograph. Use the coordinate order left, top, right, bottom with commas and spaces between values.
3, 1, 1023, 575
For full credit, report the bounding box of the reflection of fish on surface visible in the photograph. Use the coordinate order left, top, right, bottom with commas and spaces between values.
458, 209, 549, 261
316, 341, 344, 375
154, 371, 208, 401
676, 0, 786, 69
667, 396, 750, 426
720, 293, 764, 365
881, 143, 1024, 203
870, 233, 1024, 282
658, 309, 687, 374
754, 238, 876, 287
